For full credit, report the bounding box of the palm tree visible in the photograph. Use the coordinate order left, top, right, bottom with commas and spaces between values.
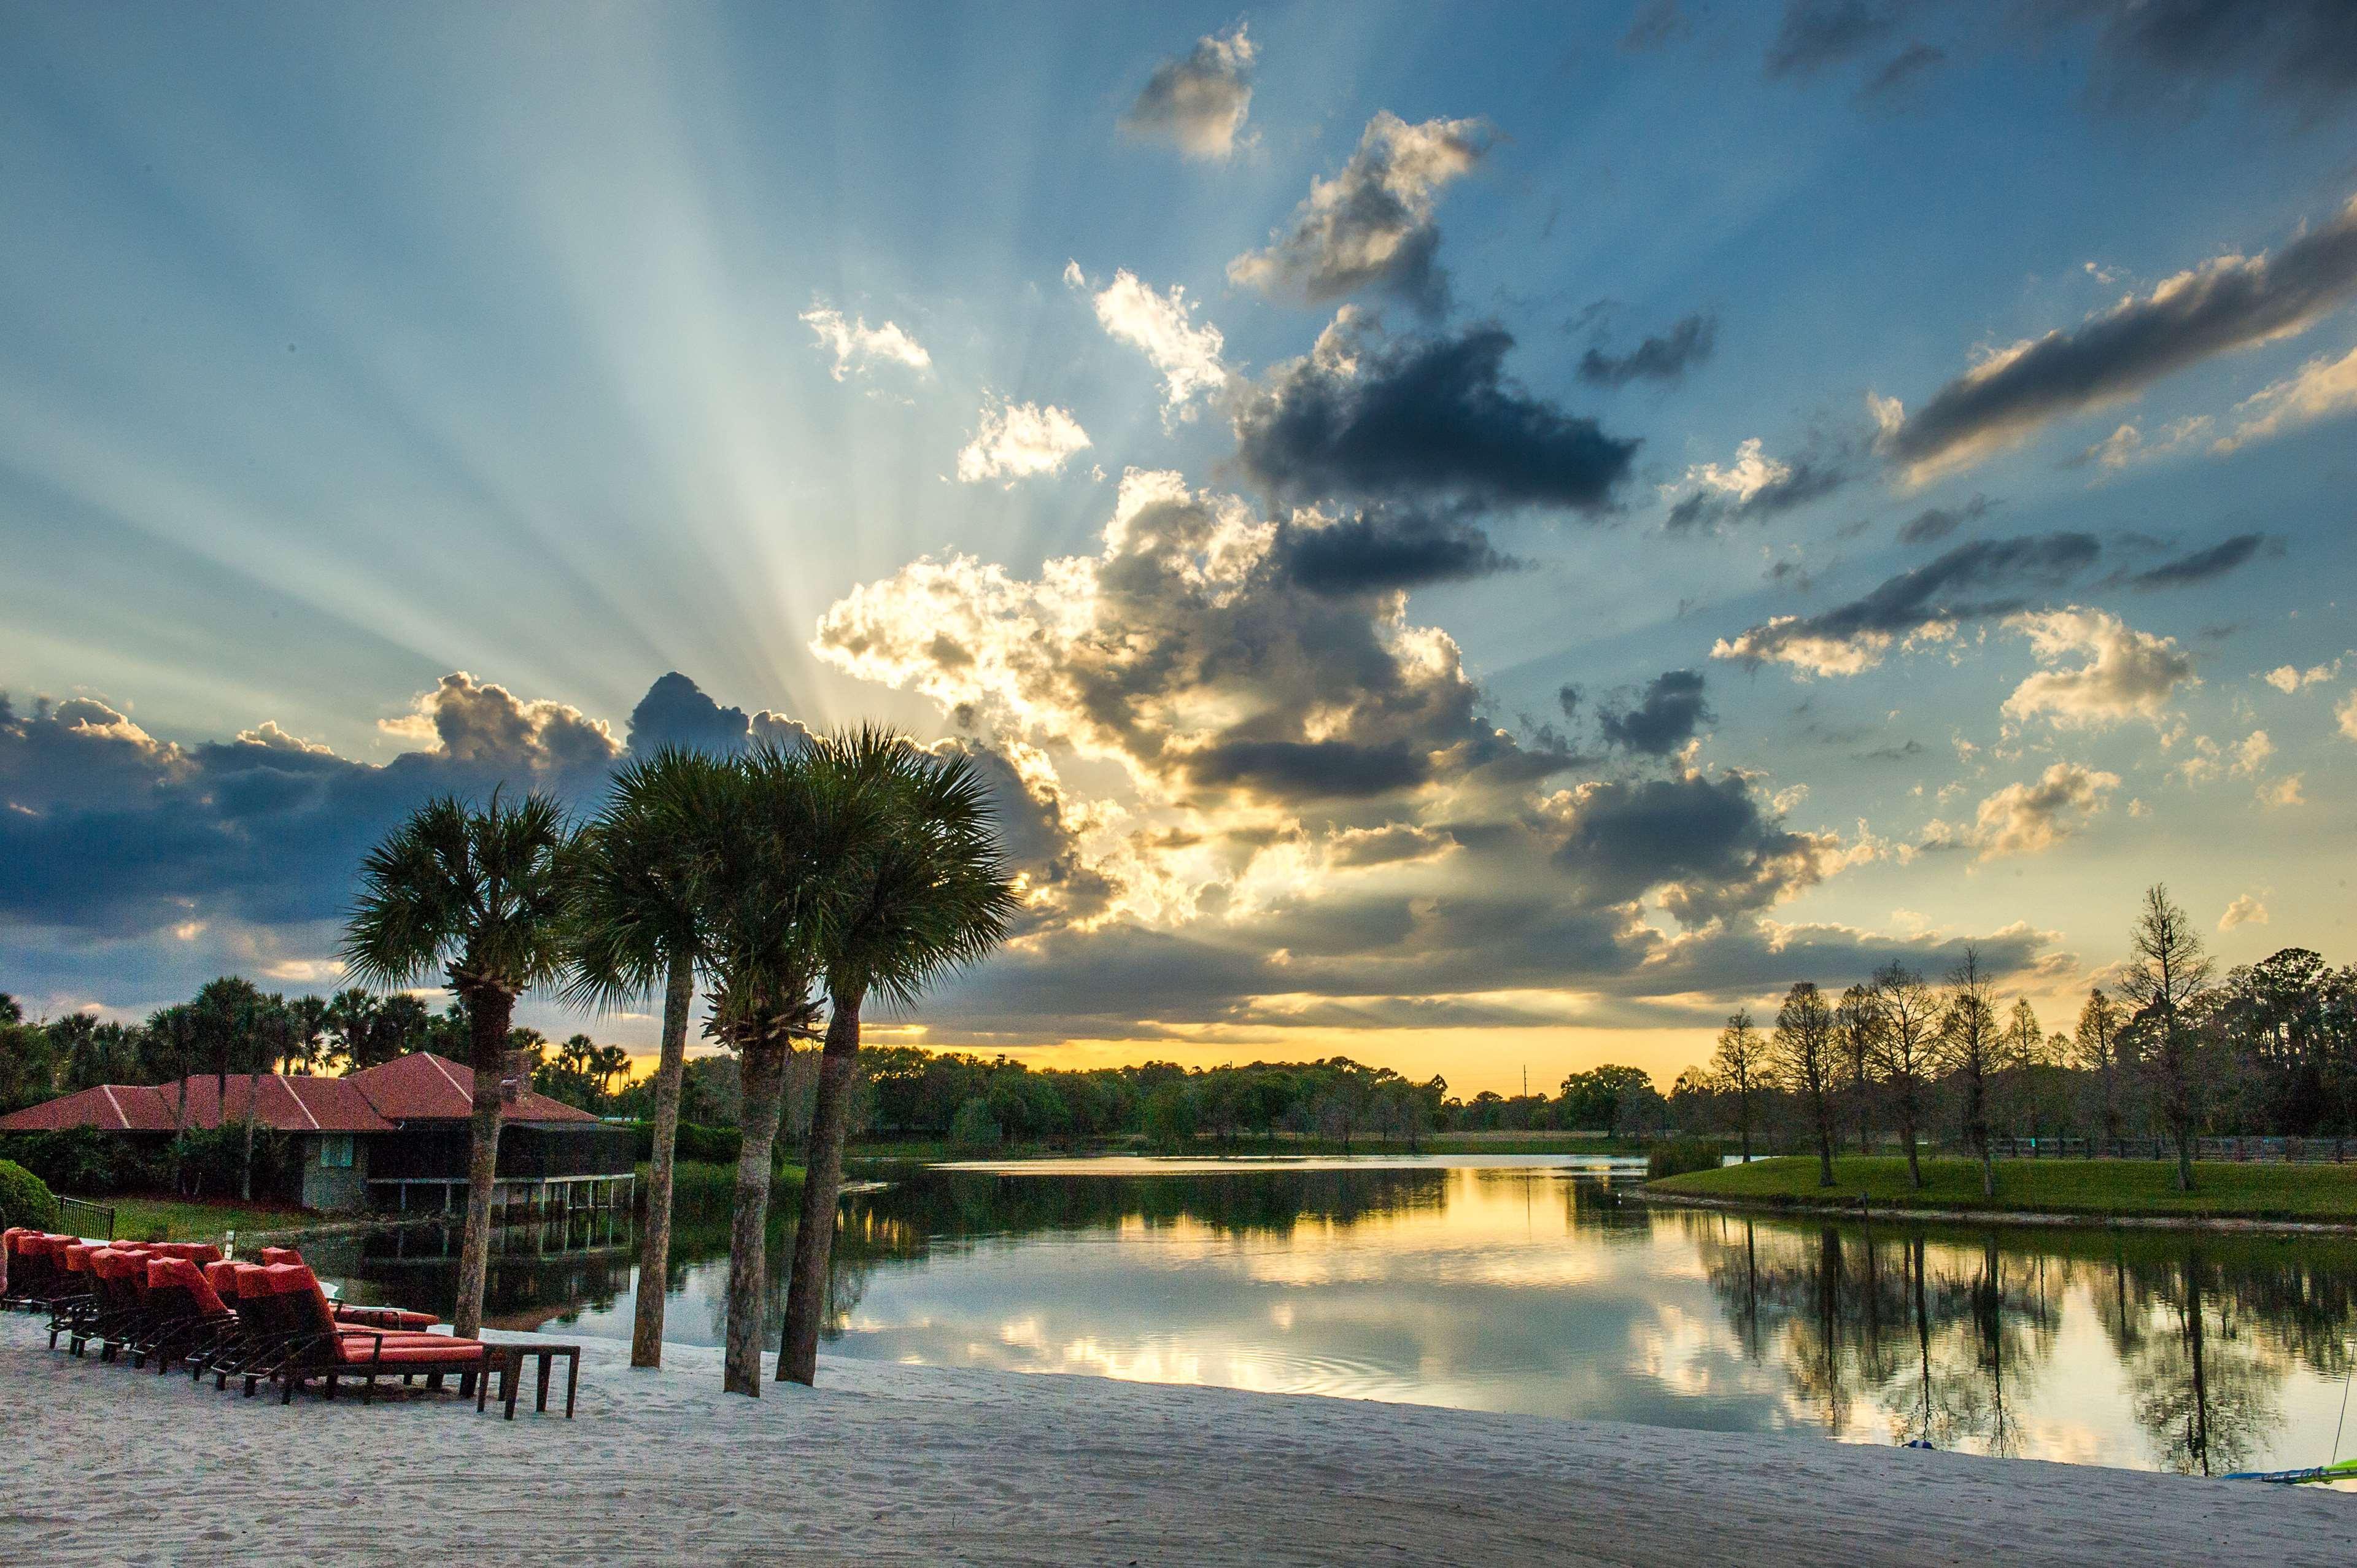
779, 728, 1016, 1386
341, 790, 578, 1338
564, 747, 729, 1370
680, 743, 842, 1395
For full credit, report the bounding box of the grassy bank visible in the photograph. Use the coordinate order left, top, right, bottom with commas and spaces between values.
852, 1130, 1652, 1164
1647, 1155, 2357, 1223
75, 1194, 312, 1245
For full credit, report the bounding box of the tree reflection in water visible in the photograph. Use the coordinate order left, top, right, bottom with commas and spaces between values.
311, 1165, 2357, 1473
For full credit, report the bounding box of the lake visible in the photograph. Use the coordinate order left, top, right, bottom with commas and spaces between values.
308, 1157, 2357, 1478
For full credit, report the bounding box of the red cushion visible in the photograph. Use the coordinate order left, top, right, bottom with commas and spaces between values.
333, 1338, 487, 1367
258, 1247, 304, 1267
204, 1261, 242, 1299
147, 1256, 230, 1315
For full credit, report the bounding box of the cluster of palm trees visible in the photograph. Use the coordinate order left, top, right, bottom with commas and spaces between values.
341, 727, 1016, 1395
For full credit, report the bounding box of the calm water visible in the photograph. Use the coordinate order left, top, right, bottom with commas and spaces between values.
308, 1157, 2357, 1478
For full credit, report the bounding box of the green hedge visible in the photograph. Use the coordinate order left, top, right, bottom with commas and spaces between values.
0, 1159, 55, 1229
1646, 1137, 1727, 1180
622, 1118, 749, 1167
0, 1129, 163, 1195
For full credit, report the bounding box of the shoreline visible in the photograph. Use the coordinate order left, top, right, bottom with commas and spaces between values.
1638, 1187, 2357, 1235
8, 1312, 2351, 1565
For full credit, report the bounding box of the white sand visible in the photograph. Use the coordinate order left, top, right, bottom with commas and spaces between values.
7, 1311, 2350, 1566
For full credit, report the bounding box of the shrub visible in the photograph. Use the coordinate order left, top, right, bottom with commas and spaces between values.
948, 1097, 1002, 1150
0, 1129, 164, 1195
0, 1159, 55, 1229
1647, 1138, 1726, 1180
624, 1118, 744, 1167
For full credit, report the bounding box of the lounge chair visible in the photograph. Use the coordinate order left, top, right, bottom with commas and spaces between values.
128, 1256, 239, 1373
247, 1263, 486, 1404
255, 1248, 438, 1330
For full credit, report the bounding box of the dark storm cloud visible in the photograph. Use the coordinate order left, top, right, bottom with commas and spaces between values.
1552, 773, 1825, 924
1887, 192, 2357, 476
1857, 41, 1946, 101
1716, 531, 2100, 665
1577, 313, 1719, 387
1270, 509, 1516, 595
1598, 670, 1713, 757
1895, 492, 1994, 545
627, 671, 753, 754
2115, 531, 2270, 590
0, 681, 619, 938
1185, 738, 1434, 801
1764, 1, 1908, 78
2048, 0, 2357, 114
1233, 315, 1639, 513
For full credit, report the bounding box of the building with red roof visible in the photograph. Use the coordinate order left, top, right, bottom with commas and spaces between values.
0, 1052, 634, 1214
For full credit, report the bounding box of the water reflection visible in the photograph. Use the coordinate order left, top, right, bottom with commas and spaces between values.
317, 1164, 2357, 1476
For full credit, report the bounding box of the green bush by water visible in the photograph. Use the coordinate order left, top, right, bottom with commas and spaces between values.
1645, 1138, 1725, 1180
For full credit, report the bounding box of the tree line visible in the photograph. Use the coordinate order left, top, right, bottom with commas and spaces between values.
1673, 884, 2356, 1195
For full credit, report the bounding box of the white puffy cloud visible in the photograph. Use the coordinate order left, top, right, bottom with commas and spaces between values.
955, 396, 1092, 484
376, 672, 620, 772
1227, 112, 1488, 311
1936, 762, 2121, 860
1672, 437, 1791, 503
2219, 894, 2269, 931
2001, 607, 2195, 728
1076, 266, 1229, 415
2264, 659, 2341, 693
2215, 342, 2357, 452
2340, 689, 2357, 741
799, 304, 932, 380
1120, 22, 1256, 160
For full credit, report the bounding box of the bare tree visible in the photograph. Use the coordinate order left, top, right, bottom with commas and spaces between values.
2069, 989, 2129, 1156
2121, 884, 2216, 1192
1711, 1009, 1765, 1160
1835, 984, 1883, 1156
1771, 982, 1838, 1188
1870, 962, 1937, 1189
1941, 948, 2002, 1199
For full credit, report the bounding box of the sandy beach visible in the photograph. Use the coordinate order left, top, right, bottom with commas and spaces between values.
7, 1311, 2351, 1566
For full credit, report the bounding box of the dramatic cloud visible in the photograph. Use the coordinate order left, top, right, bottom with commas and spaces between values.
1598, 671, 1712, 757
1578, 314, 1718, 387
799, 304, 932, 380
1929, 760, 2119, 860
1895, 493, 1992, 545
2116, 532, 2267, 590
624, 671, 810, 757
1120, 21, 1255, 160
1883, 192, 2357, 478
808, 468, 1887, 1018
2220, 892, 2270, 931
1233, 310, 1638, 513
1713, 532, 2099, 676
2214, 343, 2357, 452
1269, 508, 1514, 596
0, 676, 620, 941
1227, 112, 1489, 312
956, 396, 1091, 484
2002, 606, 2195, 727
1073, 265, 1229, 415
1662, 436, 1848, 530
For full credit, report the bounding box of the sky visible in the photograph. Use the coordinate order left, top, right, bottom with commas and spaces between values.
4, 1, 2356, 1096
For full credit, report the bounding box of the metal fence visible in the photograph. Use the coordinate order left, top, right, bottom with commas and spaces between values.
54, 1194, 116, 1239
1984, 1135, 2357, 1164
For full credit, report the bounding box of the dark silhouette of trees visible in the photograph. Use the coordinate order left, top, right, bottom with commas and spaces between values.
1772, 982, 1838, 1188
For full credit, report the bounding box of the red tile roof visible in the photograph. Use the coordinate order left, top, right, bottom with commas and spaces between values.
343, 1052, 596, 1126
0, 1052, 597, 1134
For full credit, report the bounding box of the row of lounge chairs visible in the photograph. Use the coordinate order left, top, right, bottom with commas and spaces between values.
2, 1227, 489, 1404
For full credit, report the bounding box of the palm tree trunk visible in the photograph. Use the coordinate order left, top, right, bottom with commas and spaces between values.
452, 989, 514, 1340
630, 952, 696, 1369
780, 994, 860, 1386
724, 1036, 790, 1396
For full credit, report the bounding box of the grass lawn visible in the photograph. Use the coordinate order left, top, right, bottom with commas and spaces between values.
1648, 1155, 2357, 1222
73, 1194, 314, 1245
